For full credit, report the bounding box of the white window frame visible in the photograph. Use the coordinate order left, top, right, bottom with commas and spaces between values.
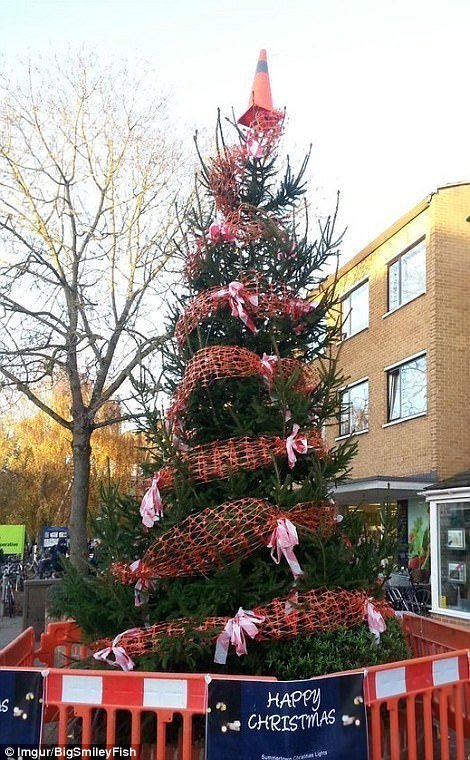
338, 377, 369, 438
341, 279, 369, 340
385, 352, 427, 424
387, 239, 426, 313
427, 491, 470, 619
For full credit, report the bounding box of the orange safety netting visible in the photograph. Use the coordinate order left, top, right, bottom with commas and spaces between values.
168, 346, 320, 421
112, 499, 337, 584
174, 281, 315, 346
208, 112, 284, 228
245, 109, 285, 147
185, 113, 286, 279
158, 430, 327, 491
93, 588, 393, 661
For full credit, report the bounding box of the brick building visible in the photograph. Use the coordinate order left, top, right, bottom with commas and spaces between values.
321, 182, 470, 618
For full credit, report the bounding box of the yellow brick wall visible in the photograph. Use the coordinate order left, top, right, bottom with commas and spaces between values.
324, 183, 470, 482
428, 185, 470, 478
325, 208, 433, 479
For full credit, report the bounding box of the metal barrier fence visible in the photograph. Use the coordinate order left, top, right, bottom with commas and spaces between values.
1, 617, 470, 758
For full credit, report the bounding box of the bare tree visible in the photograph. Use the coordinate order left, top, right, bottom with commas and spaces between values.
0, 56, 183, 568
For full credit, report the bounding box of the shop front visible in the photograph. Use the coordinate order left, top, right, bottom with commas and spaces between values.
333, 475, 433, 569
424, 472, 470, 621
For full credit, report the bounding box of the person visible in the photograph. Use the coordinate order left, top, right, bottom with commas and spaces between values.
51, 537, 67, 572
36, 537, 67, 578
35, 548, 52, 579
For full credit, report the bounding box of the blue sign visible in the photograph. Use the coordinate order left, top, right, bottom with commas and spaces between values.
206, 673, 368, 760
0, 670, 44, 755
42, 526, 69, 549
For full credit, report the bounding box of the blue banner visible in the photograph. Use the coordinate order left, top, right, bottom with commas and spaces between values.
206, 672, 368, 760
0, 670, 44, 753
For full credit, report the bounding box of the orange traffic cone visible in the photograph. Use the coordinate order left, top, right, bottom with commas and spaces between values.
238, 49, 274, 127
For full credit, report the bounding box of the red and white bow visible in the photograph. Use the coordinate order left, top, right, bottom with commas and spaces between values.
260, 353, 279, 381
267, 518, 303, 579
246, 131, 264, 159
215, 281, 259, 334
286, 296, 315, 321
209, 221, 237, 244
94, 628, 139, 671
140, 472, 163, 528
129, 559, 156, 607
286, 424, 308, 469
364, 599, 387, 644
214, 608, 265, 664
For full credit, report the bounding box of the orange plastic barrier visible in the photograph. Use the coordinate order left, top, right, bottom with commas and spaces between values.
2, 619, 470, 758
402, 610, 470, 657
0, 626, 35, 667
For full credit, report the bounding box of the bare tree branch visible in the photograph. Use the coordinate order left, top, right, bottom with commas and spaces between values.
0, 55, 186, 568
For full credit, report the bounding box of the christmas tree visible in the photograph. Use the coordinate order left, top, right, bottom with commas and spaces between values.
55, 51, 406, 676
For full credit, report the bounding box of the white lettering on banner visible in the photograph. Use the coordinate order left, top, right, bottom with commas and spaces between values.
266, 689, 321, 711
248, 687, 335, 733
248, 710, 335, 732
0, 698, 9, 712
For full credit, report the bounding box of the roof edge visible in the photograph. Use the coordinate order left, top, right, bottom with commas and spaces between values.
325, 181, 470, 286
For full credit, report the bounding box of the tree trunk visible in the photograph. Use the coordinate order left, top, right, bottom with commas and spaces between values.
68, 425, 92, 571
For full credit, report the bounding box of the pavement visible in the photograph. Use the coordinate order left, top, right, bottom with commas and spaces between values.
0, 614, 23, 649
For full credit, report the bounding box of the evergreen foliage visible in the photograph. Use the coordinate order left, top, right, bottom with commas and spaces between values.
52, 109, 407, 676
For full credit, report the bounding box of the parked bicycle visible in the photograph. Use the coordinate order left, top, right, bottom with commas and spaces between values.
1, 565, 16, 617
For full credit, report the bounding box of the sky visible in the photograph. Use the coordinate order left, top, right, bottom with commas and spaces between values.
1, 0, 470, 262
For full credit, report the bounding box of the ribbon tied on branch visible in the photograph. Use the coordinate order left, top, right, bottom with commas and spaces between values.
140, 472, 164, 528
214, 280, 259, 334
363, 599, 387, 644
94, 628, 139, 671
286, 424, 309, 469
267, 518, 303, 579
214, 608, 265, 664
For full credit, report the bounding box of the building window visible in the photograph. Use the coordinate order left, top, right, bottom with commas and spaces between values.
342, 280, 369, 339
388, 240, 426, 311
387, 354, 427, 422
339, 380, 369, 436
436, 502, 470, 614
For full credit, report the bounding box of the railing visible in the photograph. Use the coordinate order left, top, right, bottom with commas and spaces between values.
1, 617, 470, 758
402, 611, 470, 656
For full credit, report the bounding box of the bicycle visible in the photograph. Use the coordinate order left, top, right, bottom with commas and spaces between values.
1, 568, 15, 617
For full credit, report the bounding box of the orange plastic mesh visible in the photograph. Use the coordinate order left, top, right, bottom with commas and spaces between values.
185, 111, 284, 279
112, 499, 337, 584
168, 346, 319, 421
208, 110, 284, 225
246, 109, 285, 147
158, 430, 327, 491
93, 589, 393, 660
174, 282, 314, 346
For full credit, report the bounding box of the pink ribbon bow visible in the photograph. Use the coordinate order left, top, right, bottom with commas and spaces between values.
260, 353, 279, 381
214, 608, 265, 664
267, 518, 303, 579
246, 132, 264, 159
286, 297, 315, 321
129, 559, 156, 607
209, 221, 237, 244
94, 628, 139, 671
286, 424, 308, 469
364, 599, 387, 644
215, 281, 259, 334
139, 472, 163, 528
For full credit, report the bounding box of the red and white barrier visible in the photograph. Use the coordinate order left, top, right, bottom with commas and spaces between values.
46, 670, 207, 711
365, 650, 469, 701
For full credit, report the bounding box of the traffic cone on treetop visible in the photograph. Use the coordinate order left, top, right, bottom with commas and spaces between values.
238, 49, 274, 127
